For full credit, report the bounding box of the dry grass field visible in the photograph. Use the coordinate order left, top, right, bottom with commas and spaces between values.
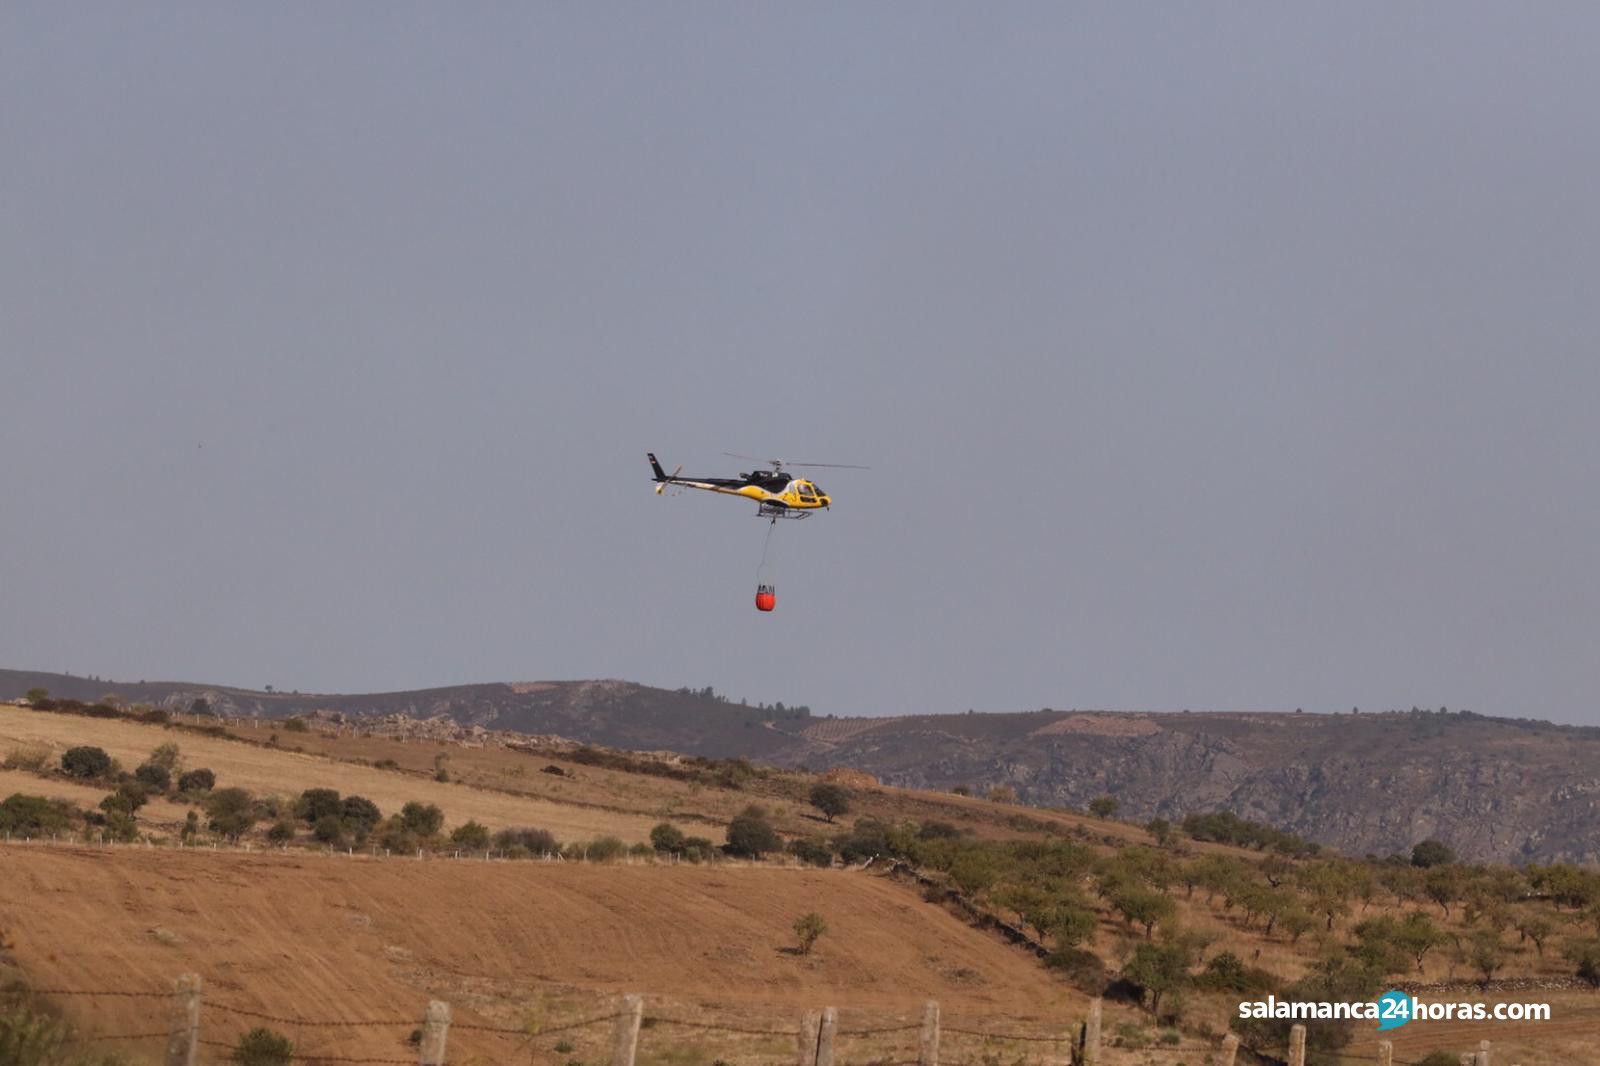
0, 707, 662, 843
0, 845, 1103, 1065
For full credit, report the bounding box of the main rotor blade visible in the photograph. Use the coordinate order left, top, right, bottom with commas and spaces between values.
784, 462, 870, 470
722, 452, 869, 470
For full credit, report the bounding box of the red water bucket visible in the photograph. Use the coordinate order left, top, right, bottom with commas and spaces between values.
755, 584, 776, 612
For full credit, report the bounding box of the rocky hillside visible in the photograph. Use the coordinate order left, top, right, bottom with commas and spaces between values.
6, 669, 1598, 863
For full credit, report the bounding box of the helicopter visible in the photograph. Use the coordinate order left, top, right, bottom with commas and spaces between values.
648, 452, 866, 520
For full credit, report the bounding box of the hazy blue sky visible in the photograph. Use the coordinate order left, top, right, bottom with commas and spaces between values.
4, 5, 1597, 723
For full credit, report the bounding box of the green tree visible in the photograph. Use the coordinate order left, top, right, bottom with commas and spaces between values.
1468, 929, 1507, 985
650, 822, 687, 855
1411, 839, 1457, 868
1515, 912, 1555, 957
793, 912, 828, 955
177, 768, 216, 793
1110, 885, 1176, 939
24, 687, 50, 706
298, 788, 342, 825
266, 819, 296, 844
1562, 937, 1600, 986
100, 783, 150, 817
0, 793, 78, 837
1425, 865, 1466, 918
206, 788, 259, 840
312, 815, 346, 846
726, 805, 781, 858
133, 763, 171, 791
400, 801, 444, 838
60, 746, 113, 780
449, 820, 491, 850
1123, 941, 1188, 1016
1088, 795, 1119, 819
340, 795, 382, 837
147, 742, 182, 771
808, 782, 851, 822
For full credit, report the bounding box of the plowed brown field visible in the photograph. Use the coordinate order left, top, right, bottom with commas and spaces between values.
1, 845, 1092, 1065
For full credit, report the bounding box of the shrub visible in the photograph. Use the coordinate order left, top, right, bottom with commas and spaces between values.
1045, 946, 1108, 995
918, 821, 962, 841
400, 801, 444, 838
681, 836, 718, 863
0, 793, 79, 837
650, 823, 686, 855
282, 718, 309, 733
2, 746, 51, 772
313, 815, 345, 846
985, 785, 1017, 804
790, 837, 835, 867
726, 805, 781, 858
147, 743, 182, 771
232, 1026, 294, 1066
101, 811, 140, 843
1564, 937, 1600, 986
494, 826, 558, 856
711, 758, 756, 790
134, 763, 171, 791
808, 783, 851, 822
177, 768, 216, 794
450, 821, 491, 850
206, 788, 259, 840
1089, 795, 1120, 818
266, 820, 296, 844
793, 912, 828, 955
341, 795, 382, 837
298, 788, 342, 825
60, 746, 113, 780
100, 783, 151, 816
25, 687, 50, 706
574, 836, 627, 863
1416, 1054, 1465, 1066
1195, 952, 1276, 994
835, 819, 892, 864
373, 758, 400, 770
374, 816, 418, 853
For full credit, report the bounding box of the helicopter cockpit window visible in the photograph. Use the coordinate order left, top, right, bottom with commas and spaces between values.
811, 483, 825, 497
797, 483, 816, 500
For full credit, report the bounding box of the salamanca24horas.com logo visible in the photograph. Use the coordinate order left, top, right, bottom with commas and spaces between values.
1238, 991, 1550, 1031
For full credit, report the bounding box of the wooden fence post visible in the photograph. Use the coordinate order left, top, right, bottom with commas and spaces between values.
814, 1007, 838, 1066
1288, 1023, 1306, 1066
611, 993, 643, 1066
1377, 1039, 1393, 1066
1219, 1033, 1239, 1066
164, 973, 202, 1066
797, 1009, 822, 1066
918, 1000, 940, 1066
418, 1000, 450, 1066
1476, 1040, 1490, 1066
1083, 997, 1102, 1066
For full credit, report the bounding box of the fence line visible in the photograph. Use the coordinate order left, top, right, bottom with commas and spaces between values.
64, 981, 1529, 1066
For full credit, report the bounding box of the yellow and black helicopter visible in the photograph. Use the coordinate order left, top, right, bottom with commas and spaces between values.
648, 452, 866, 520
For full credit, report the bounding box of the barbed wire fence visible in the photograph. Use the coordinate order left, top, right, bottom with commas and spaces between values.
34, 980, 1527, 1066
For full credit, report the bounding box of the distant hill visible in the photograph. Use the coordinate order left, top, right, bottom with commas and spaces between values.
6, 668, 1599, 863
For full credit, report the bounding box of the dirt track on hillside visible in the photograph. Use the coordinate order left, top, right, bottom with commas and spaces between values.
0, 845, 1083, 1064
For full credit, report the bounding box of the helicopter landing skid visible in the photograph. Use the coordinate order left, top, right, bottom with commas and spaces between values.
758, 502, 810, 521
